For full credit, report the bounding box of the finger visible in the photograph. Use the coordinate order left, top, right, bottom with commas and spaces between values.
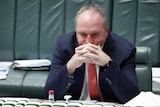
76, 49, 89, 55
85, 46, 98, 55
75, 44, 86, 51
82, 52, 98, 61
87, 43, 99, 49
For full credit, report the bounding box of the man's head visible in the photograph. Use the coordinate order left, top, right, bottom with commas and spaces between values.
75, 4, 109, 46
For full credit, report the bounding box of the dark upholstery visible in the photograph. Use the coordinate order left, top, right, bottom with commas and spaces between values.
0, 67, 27, 97
22, 71, 49, 98
136, 47, 152, 91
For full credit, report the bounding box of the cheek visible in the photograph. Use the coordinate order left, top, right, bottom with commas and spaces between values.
77, 36, 85, 45
95, 37, 107, 45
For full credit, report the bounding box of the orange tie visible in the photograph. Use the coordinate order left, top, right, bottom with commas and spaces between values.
88, 63, 100, 100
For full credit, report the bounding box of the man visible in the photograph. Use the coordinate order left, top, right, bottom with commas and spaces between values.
45, 4, 139, 104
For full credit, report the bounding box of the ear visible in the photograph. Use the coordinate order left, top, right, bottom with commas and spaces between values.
104, 26, 109, 38
105, 25, 109, 33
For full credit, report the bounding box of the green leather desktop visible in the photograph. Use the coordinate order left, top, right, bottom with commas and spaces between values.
0, 0, 159, 98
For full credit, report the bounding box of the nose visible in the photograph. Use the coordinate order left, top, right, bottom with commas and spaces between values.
85, 35, 94, 44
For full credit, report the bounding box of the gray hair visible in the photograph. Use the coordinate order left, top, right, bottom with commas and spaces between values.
75, 4, 107, 28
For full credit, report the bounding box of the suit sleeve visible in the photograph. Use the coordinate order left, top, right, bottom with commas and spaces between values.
100, 47, 139, 103
45, 37, 75, 100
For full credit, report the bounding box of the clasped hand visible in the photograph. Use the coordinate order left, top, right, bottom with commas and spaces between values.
67, 43, 111, 76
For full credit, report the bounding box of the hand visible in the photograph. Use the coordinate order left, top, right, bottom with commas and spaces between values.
76, 43, 111, 66
67, 43, 111, 76
67, 44, 89, 76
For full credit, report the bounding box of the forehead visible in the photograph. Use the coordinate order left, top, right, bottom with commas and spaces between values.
76, 10, 103, 26
78, 10, 101, 19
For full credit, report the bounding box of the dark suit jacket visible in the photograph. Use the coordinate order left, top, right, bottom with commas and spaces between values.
45, 31, 139, 104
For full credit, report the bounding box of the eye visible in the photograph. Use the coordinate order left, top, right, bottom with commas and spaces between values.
93, 33, 97, 36
92, 33, 98, 37
80, 33, 87, 38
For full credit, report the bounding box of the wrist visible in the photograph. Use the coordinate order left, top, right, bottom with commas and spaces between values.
68, 74, 74, 78
102, 59, 113, 68
107, 59, 113, 67
67, 63, 75, 78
